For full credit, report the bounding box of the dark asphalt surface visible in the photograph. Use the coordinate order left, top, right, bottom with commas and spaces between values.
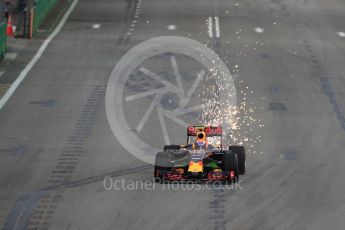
1, 0, 345, 229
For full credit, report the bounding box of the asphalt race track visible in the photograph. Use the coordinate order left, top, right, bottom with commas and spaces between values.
1, 0, 345, 229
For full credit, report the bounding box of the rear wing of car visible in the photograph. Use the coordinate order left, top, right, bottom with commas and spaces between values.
187, 126, 222, 137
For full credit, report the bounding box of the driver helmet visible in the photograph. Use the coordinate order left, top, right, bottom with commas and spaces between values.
195, 132, 207, 149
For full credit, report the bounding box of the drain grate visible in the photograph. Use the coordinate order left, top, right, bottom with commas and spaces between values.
269, 102, 287, 111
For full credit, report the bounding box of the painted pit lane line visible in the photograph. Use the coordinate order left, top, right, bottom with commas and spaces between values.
0, 0, 80, 110
208, 16, 213, 38
214, 16, 220, 38
207, 16, 220, 38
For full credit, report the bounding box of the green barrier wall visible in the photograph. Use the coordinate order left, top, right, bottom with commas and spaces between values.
33, 0, 59, 33
0, 21, 6, 59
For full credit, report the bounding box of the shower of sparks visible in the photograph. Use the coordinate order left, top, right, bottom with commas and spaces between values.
197, 54, 263, 152
125, 49, 263, 152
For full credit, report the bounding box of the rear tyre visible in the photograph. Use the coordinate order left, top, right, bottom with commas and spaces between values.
222, 150, 239, 182
154, 152, 171, 182
229, 146, 246, 175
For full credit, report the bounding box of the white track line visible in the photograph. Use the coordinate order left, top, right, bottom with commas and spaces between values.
208, 17, 213, 38
214, 16, 220, 38
0, 0, 80, 110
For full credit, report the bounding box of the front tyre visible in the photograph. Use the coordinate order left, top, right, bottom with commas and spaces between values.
154, 151, 171, 182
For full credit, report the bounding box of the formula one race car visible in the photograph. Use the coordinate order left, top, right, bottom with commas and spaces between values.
154, 125, 246, 183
